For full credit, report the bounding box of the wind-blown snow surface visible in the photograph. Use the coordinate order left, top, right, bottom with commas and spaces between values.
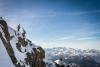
0, 40, 14, 67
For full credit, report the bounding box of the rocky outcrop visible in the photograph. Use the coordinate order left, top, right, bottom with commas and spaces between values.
0, 18, 45, 67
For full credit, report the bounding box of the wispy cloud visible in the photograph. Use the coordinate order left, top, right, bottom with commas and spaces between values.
57, 36, 75, 40
55, 35, 100, 41
35, 9, 100, 17
77, 37, 99, 40
2, 9, 100, 20
62, 9, 100, 16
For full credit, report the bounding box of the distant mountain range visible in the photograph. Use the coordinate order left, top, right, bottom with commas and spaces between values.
45, 47, 100, 67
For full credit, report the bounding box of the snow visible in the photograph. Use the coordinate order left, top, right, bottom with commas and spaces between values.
0, 24, 40, 67
54, 60, 61, 64
0, 39, 14, 67
8, 27, 37, 66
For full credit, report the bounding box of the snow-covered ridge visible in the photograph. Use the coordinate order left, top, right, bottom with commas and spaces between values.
0, 19, 45, 67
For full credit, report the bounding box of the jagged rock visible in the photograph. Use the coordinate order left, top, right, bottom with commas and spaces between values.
0, 18, 45, 67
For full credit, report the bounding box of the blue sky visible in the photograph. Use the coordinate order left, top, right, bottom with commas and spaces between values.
0, 0, 100, 49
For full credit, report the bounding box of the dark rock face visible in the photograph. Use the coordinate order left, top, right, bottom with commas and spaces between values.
0, 18, 46, 67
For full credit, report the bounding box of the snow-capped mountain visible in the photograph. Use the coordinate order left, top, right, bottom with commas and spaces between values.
0, 18, 45, 67
45, 47, 100, 67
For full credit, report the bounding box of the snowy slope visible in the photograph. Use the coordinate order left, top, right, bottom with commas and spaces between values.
0, 39, 14, 67
0, 19, 45, 67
